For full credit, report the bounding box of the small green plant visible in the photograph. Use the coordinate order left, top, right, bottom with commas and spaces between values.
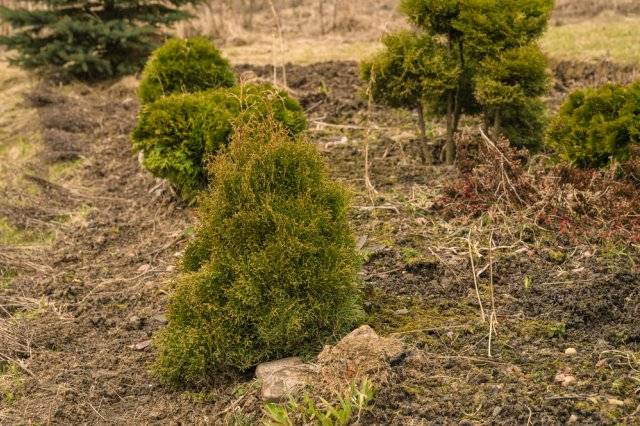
523, 276, 532, 290
263, 378, 374, 426
548, 322, 566, 339
184, 389, 218, 403
546, 81, 640, 168
138, 37, 236, 105
153, 119, 362, 385
0, 362, 23, 404
131, 83, 307, 200
402, 248, 421, 264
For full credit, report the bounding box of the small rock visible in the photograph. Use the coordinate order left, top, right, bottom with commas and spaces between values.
256, 358, 317, 402
568, 414, 578, 424
137, 264, 151, 273
394, 308, 410, 316
595, 359, 608, 368
491, 406, 502, 417
565, 347, 577, 356
131, 340, 151, 351
166, 265, 175, 272
90, 316, 103, 326
148, 410, 163, 420
507, 365, 523, 376
607, 398, 625, 407
554, 372, 577, 387
128, 315, 144, 330
152, 314, 168, 325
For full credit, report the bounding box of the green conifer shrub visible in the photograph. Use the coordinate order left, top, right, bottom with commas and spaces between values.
138, 37, 236, 105
364, 0, 553, 162
546, 81, 640, 168
360, 30, 459, 163
153, 119, 363, 386
473, 44, 549, 150
131, 83, 307, 200
0, 0, 204, 80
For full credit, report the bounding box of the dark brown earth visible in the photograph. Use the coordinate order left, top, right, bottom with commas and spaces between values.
1, 60, 639, 425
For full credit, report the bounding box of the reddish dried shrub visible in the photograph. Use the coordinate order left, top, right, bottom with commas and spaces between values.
437, 133, 640, 245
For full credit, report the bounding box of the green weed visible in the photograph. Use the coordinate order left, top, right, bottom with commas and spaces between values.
263, 378, 374, 426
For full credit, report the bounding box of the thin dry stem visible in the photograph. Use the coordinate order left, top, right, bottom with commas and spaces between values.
487, 229, 497, 357
363, 64, 377, 205
267, 0, 287, 88
467, 229, 486, 322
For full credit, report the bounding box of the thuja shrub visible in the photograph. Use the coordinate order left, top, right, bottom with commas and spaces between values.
153, 120, 363, 386
138, 37, 236, 105
546, 81, 640, 168
131, 83, 307, 200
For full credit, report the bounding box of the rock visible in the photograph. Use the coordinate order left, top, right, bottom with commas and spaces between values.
554, 372, 577, 387
506, 365, 523, 376
128, 315, 144, 330
568, 414, 578, 424
491, 406, 502, 417
394, 308, 409, 316
255, 357, 317, 402
148, 410, 163, 420
607, 398, 625, 407
565, 347, 577, 356
130, 340, 151, 351
152, 314, 168, 325
318, 325, 404, 383
595, 359, 608, 368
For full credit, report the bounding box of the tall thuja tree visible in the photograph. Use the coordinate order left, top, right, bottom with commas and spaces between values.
401, 0, 466, 165
0, 0, 204, 80
360, 30, 459, 164
473, 45, 549, 149
456, 0, 554, 149
383, 0, 553, 162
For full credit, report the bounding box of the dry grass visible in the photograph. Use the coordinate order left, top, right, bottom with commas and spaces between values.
542, 11, 640, 65
222, 37, 381, 65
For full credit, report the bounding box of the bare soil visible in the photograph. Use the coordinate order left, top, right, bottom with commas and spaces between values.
0, 59, 639, 425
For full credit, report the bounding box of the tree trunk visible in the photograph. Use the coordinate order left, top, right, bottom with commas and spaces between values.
482, 110, 490, 135
452, 38, 464, 134
493, 109, 502, 138
445, 30, 455, 165
319, 0, 325, 35
417, 103, 432, 164
332, 0, 340, 30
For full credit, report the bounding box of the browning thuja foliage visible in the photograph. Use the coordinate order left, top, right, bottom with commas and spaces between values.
138, 37, 236, 105
546, 81, 640, 169
153, 120, 363, 386
438, 133, 640, 245
131, 83, 307, 200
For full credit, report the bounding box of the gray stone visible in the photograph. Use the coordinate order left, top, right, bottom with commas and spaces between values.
394, 308, 409, 316
255, 357, 317, 402
128, 315, 144, 330
152, 314, 168, 325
